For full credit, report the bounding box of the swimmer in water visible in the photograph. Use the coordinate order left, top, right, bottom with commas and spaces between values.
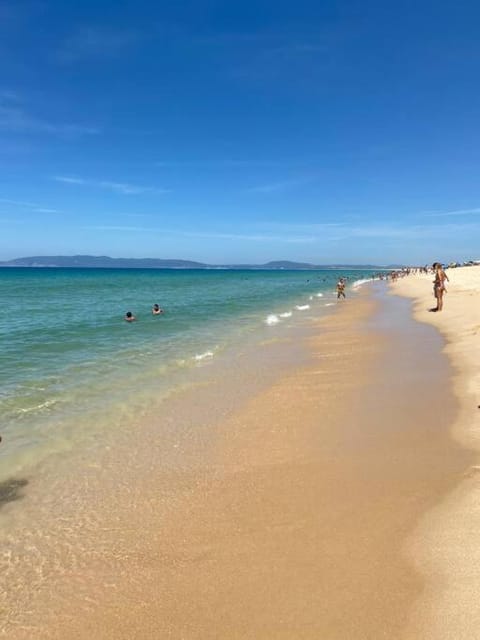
124, 311, 136, 322
152, 303, 164, 315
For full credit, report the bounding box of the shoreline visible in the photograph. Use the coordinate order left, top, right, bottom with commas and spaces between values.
0, 282, 347, 634
391, 266, 480, 638
2, 282, 470, 639
0, 268, 356, 486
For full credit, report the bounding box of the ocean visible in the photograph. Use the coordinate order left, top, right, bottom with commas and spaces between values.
1, 266, 377, 634
0, 267, 371, 484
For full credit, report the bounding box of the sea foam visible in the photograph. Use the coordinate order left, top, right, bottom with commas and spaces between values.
352, 278, 370, 289
265, 314, 280, 325
194, 351, 214, 361
295, 304, 310, 311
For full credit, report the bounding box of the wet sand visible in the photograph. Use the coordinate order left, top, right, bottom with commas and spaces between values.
392, 266, 480, 638
2, 285, 471, 639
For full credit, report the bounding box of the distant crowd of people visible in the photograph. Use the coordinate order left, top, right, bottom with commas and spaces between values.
383, 262, 450, 312
125, 262, 455, 322
333, 262, 453, 313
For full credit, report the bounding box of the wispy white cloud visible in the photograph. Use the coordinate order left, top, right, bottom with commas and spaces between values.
181, 231, 315, 243
0, 198, 60, 214
348, 225, 420, 239
0, 197, 38, 207
423, 207, 480, 217
255, 221, 346, 232
54, 176, 85, 185
100, 180, 166, 195
342, 221, 480, 241
53, 176, 169, 195
58, 26, 139, 63
0, 94, 99, 136
78, 212, 479, 252
0, 89, 20, 101
259, 218, 479, 241
82, 225, 314, 243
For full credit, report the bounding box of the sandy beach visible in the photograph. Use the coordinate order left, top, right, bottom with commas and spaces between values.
3, 0, 479, 636
2, 280, 474, 639
391, 265, 480, 638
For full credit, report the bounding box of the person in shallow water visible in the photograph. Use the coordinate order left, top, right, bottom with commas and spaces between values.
336, 279, 346, 299
152, 303, 164, 315
124, 311, 136, 322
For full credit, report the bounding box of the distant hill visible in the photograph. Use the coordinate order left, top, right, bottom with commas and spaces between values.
0, 255, 207, 269
0, 255, 390, 270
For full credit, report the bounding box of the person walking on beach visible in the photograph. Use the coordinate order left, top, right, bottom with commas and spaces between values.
431, 262, 449, 312
336, 278, 346, 299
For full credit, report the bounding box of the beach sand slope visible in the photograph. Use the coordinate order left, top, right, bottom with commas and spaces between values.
392, 266, 480, 639
2, 285, 472, 639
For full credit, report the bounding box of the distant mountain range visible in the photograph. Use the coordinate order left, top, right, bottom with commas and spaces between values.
0, 255, 396, 270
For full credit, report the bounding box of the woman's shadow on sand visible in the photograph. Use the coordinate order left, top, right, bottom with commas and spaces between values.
0, 478, 28, 510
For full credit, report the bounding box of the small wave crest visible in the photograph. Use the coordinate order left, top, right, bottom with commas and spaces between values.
194, 351, 214, 361
316, 293, 324, 297
18, 398, 58, 414
265, 314, 280, 325
279, 311, 292, 318
352, 278, 370, 289
295, 304, 310, 311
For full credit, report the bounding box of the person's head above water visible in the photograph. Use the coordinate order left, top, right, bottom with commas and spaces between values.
124, 311, 136, 321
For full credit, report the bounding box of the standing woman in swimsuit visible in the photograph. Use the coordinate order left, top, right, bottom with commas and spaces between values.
432, 262, 449, 311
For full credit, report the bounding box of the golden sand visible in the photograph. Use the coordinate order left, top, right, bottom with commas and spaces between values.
392, 265, 480, 638
3, 286, 471, 639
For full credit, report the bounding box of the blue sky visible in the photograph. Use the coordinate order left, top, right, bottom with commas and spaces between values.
1, 0, 479, 265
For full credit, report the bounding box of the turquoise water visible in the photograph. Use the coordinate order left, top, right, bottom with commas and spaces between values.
0, 267, 371, 480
